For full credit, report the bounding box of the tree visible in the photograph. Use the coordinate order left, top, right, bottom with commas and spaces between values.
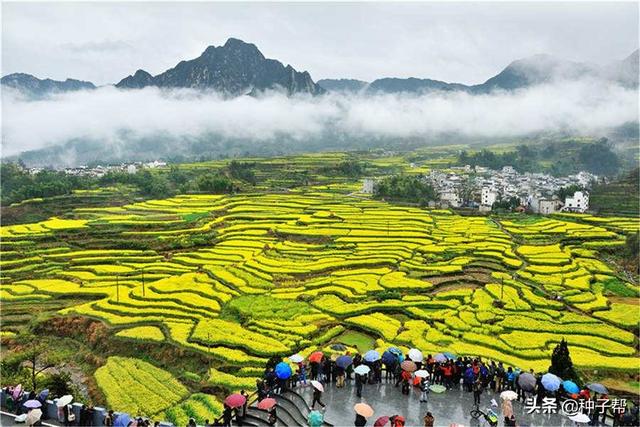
549, 339, 578, 382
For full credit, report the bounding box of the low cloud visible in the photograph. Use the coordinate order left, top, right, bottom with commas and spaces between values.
2, 78, 637, 158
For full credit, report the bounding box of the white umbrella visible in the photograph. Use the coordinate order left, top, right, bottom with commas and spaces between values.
500, 390, 518, 401
354, 365, 371, 375
26, 408, 43, 426
56, 395, 73, 407
14, 413, 27, 423
288, 354, 304, 363
408, 348, 423, 362
414, 370, 430, 378
569, 413, 590, 423
310, 380, 324, 392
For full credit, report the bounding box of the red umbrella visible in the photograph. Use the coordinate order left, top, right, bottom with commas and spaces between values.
374, 416, 390, 427
225, 393, 247, 408
400, 361, 417, 372
257, 398, 277, 410
309, 351, 324, 363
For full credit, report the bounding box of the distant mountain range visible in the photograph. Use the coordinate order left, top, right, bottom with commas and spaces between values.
318, 50, 639, 94
2, 38, 637, 98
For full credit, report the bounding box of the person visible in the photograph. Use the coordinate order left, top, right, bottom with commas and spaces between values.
464, 365, 475, 392
505, 414, 516, 426
310, 361, 319, 381
423, 412, 434, 427
473, 377, 483, 406
443, 363, 453, 390
222, 404, 233, 427
336, 365, 346, 388
104, 410, 114, 426
311, 386, 325, 409
496, 362, 505, 392
390, 415, 405, 427
354, 413, 366, 427
420, 377, 430, 403
355, 373, 363, 398
298, 363, 307, 386
238, 390, 247, 416
267, 407, 277, 426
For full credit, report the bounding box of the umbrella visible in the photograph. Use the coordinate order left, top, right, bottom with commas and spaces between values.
56, 395, 73, 407
388, 347, 403, 356
13, 385, 22, 400
14, 413, 28, 423
443, 352, 456, 359
408, 348, 423, 362
354, 365, 371, 375
500, 390, 518, 401
275, 362, 292, 379
569, 413, 591, 423
400, 360, 417, 372
336, 355, 353, 369
24, 400, 42, 409
331, 343, 346, 351
374, 416, 390, 427
38, 389, 49, 402
25, 408, 42, 426
311, 380, 324, 392
434, 353, 447, 363
257, 398, 277, 410
364, 350, 380, 362
308, 410, 324, 427
414, 370, 429, 378
542, 373, 562, 392
309, 351, 324, 363
381, 351, 396, 365
224, 393, 247, 408
429, 384, 446, 393
563, 380, 580, 394
586, 383, 608, 394
518, 372, 537, 392
114, 414, 131, 427
354, 403, 374, 418
289, 354, 304, 363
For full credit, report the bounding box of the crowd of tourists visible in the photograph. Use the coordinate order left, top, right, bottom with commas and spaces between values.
253, 350, 639, 427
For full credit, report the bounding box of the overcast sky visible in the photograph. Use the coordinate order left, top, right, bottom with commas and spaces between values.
2, 2, 638, 86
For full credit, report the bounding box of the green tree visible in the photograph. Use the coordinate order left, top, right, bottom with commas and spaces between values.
549, 339, 578, 382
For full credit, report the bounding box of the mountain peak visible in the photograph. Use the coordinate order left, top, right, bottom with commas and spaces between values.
1, 72, 95, 96
116, 39, 322, 96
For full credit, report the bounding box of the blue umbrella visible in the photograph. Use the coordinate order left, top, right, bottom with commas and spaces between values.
443, 352, 456, 360
541, 373, 562, 391
37, 389, 49, 402
308, 410, 324, 427
381, 351, 396, 365
363, 350, 380, 362
387, 347, 404, 362
114, 414, 131, 427
563, 380, 579, 394
336, 355, 353, 369
275, 362, 292, 379
586, 383, 608, 394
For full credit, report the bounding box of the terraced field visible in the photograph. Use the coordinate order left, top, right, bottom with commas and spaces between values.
1, 191, 639, 419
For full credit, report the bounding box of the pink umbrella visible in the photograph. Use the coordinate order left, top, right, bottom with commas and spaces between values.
374, 416, 390, 427
225, 393, 247, 408
257, 398, 277, 410
12, 384, 22, 400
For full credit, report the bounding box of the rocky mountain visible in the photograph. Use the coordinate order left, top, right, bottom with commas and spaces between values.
116, 38, 324, 96
317, 79, 368, 93
1, 73, 95, 97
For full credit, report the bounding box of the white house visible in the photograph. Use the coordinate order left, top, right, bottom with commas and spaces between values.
564, 191, 589, 213
361, 178, 375, 194
439, 190, 462, 208
480, 187, 498, 209
126, 164, 138, 174
531, 196, 563, 214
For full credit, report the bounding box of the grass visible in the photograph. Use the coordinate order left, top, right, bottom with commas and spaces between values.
601, 278, 639, 297
336, 330, 375, 353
